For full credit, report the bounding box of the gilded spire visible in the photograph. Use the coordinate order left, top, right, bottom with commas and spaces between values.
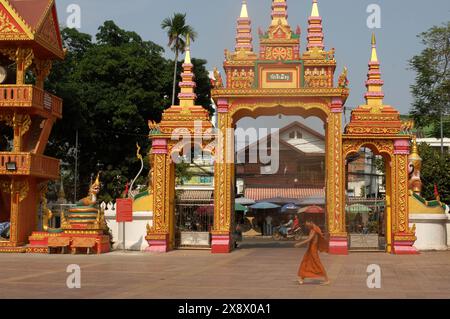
240, 0, 248, 18
311, 0, 320, 17
178, 33, 197, 109
271, 0, 289, 26
371, 32, 378, 62
184, 33, 191, 64
235, 0, 253, 52
307, 0, 324, 50
364, 33, 384, 110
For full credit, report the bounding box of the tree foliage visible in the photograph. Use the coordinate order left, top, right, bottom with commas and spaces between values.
45, 21, 211, 202
161, 13, 198, 106
410, 22, 450, 138
417, 143, 450, 203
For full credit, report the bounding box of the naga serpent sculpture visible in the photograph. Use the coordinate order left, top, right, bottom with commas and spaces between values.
128, 143, 144, 199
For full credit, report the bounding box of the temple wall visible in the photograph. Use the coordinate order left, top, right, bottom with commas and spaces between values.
103, 202, 153, 251
409, 214, 447, 251
447, 215, 450, 248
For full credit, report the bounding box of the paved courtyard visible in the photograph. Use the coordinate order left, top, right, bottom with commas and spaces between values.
0, 242, 449, 299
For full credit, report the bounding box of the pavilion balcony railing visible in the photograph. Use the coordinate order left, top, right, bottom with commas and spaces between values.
0, 152, 60, 179
0, 85, 63, 119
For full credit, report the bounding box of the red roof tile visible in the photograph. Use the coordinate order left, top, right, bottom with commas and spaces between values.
8, 0, 52, 30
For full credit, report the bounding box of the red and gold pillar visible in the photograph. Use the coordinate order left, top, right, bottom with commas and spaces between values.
145, 137, 174, 252
328, 98, 348, 254
212, 99, 235, 253
391, 139, 418, 254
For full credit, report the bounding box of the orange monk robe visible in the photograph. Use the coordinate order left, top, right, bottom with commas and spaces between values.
298, 225, 329, 279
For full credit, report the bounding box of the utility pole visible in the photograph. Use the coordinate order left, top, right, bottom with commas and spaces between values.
74, 130, 79, 203
440, 105, 444, 157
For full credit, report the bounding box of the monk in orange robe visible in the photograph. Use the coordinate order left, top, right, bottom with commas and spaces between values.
295, 220, 330, 285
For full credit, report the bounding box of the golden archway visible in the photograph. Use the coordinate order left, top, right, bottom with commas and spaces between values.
146, 0, 418, 255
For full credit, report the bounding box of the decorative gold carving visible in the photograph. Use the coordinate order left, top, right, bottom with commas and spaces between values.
231, 68, 254, 89
343, 139, 394, 158
15, 48, 34, 85
212, 67, 224, 89
212, 87, 348, 98
400, 120, 415, 135
338, 67, 349, 89
39, 183, 52, 232
229, 101, 330, 119
0, 10, 19, 33
396, 155, 408, 232
304, 67, 329, 88
265, 46, 293, 60
1, 180, 30, 202
326, 113, 344, 234
35, 9, 61, 54
32, 58, 52, 88
14, 113, 31, 136
16, 48, 34, 70
148, 153, 168, 234
213, 112, 233, 232
346, 126, 401, 135
14, 180, 29, 202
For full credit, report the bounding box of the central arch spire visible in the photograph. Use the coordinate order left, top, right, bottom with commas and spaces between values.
271, 0, 289, 26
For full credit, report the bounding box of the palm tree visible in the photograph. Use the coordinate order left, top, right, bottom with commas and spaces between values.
161, 13, 197, 106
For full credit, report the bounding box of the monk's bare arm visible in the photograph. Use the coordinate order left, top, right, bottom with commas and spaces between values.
294, 230, 315, 248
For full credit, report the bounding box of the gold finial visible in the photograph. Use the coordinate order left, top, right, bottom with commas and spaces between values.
311, 0, 320, 17
186, 33, 190, 47
240, 0, 249, 18
184, 33, 191, 64
371, 32, 378, 62
93, 172, 100, 187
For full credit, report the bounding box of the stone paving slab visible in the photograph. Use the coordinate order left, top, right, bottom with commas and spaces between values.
0, 247, 449, 299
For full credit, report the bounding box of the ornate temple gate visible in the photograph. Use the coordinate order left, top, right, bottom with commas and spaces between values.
146, 0, 418, 255
145, 38, 214, 252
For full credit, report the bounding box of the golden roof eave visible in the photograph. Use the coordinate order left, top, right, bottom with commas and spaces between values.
343, 134, 412, 141
212, 87, 349, 99
0, 0, 64, 60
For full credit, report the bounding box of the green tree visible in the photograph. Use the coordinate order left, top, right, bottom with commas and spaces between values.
161, 13, 197, 106
45, 21, 212, 201
410, 22, 450, 144
417, 143, 450, 203
46, 22, 171, 201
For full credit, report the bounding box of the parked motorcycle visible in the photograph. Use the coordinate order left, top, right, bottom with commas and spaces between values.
272, 225, 303, 241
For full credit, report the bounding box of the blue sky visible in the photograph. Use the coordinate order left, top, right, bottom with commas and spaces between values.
55, 0, 450, 132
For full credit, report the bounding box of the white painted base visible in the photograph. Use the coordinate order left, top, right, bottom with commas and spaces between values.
105, 211, 153, 251
447, 215, 450, 248
409, 214, 448, 251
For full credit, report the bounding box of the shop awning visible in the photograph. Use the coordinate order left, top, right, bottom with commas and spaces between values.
245, 187, 324, 202
176, 190, 214, 203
